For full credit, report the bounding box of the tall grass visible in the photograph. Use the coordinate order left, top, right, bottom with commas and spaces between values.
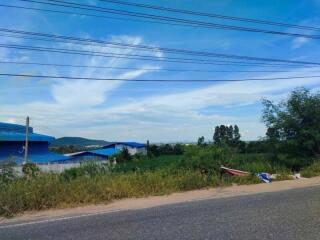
0, 147, 316, 217
301, 160, 320, 177
0, 169, 221, 217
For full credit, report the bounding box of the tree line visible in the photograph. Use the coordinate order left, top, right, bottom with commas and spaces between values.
197, 88, 320, 170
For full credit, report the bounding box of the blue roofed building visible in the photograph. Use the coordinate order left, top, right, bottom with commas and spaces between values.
103, 142, 146, 155
67, 142, 146, 161
0, 122, 68, 164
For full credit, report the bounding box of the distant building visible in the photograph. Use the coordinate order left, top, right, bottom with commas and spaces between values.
67, 142, 146, 161
103, 142, 146, 155
0, 122, 68, 164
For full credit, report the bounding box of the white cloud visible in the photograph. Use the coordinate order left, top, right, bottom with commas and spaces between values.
292, 37, 310, 49
1, 65, 319, 142
47, 35, 161, 108
1, 29, 320, 142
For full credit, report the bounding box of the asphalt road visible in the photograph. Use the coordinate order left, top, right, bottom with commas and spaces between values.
1, 186, 320, 240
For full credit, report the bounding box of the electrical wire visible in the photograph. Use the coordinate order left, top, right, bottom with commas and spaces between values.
100, 0, 320, 31
0, 43, 316, 68
0, 28, 319, 66
2, 60, 318, 72
1, 73, 319, 82
14, 0, 320, 39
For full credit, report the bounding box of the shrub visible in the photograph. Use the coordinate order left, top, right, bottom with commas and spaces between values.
115, 147, 132, 163
22, 162, 40, 177
148, 144, 185, 157
0, 161, 16, 184
301, 160, 320, 178
180, 145, 234, 174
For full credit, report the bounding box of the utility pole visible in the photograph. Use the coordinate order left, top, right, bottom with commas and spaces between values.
23, 116, 30, 164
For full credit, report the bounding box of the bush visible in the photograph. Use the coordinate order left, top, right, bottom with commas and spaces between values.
112, 155, 183, 173
0, 161, 16, 184
180, 145, 234, 174
271, 154, 314, 171
301, 160, 320, 178
148, 144, 185, 157
115, 147, 132, 163
22, 162, 40, 177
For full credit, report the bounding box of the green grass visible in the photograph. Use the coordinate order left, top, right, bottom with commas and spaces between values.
0, 167, 264, 217
0, 169, 216, 217
301, 160, 320, 178
112, 155, 183, 173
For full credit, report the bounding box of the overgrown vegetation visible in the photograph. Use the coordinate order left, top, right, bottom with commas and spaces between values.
0, 161, 16, 184
0, 157, 262, 217
301, 161, 320, 178
262, 87, 320, 169
0, 88, 319, 217
22, 162, 40, 177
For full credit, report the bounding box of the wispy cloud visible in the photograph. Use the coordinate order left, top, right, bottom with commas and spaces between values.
1, 63, 319, 142
43, 35, 162, 108
292, 37, 310, 49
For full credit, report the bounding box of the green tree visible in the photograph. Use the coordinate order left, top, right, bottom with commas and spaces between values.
213, 126, 220, 144
214, 125, 237, 146
227, 125, 234, 144
233, 125, 241, 142
262, 88, 320, 157
219, 125, 228, 144
116, 147, 132, 163
197, 136, 206, 146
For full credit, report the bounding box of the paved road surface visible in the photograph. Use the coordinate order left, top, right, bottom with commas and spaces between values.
1, 186, 320, 240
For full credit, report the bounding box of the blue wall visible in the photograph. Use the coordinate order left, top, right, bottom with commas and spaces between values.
0, 141, 49, 160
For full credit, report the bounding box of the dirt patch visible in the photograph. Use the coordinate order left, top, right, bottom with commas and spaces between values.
1, 176, 320, 226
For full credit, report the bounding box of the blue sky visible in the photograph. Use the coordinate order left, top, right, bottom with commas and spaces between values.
0, 0, 320, 142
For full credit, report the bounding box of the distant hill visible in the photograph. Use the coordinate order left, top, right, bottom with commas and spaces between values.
50, 137, 109, 147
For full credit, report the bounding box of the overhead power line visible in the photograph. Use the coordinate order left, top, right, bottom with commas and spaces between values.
0, 3, 215, 28
2, 60, 318, 73
5, 31, 301, 67
1, 43, 317, 68
100, 0, 320, 31
1, 73, 319, 82
15, 0, 320, 39
1, 43, 303, 67
0, 28, 319, 66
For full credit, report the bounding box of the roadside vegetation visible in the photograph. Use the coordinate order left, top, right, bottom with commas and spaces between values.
0, 88, 319, 217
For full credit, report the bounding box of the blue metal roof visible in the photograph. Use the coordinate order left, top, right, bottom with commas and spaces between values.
65, 148, 119, 160
0, 131, 55, 142
102, 142, 146, 149
0, 122, 55, 142
121, 142, 146, 148
89, 148, 120, 156
101, 143, 116, 149
0, 122, 33, 133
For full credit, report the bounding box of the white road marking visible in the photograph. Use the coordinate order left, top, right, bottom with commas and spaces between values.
0, 209, 123, 229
